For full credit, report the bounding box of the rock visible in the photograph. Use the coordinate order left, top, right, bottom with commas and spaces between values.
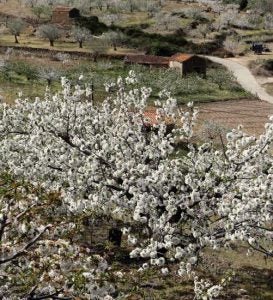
238, 288, 248, 296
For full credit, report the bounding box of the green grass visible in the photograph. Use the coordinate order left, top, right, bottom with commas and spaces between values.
238, 29, 273, 43
0, 55, 250, 104
0, 33, 139, 55
264, 83, 273, 96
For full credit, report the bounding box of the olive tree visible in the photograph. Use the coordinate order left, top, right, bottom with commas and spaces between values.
154, 12, 180, 31
101, 30, 126, 51
223, 37, 246, 56
72, 26, 91, 48
38, 66, 61, 85
7, 18, 26, 44
32, 4, 52, 20
37, 24, 62, 47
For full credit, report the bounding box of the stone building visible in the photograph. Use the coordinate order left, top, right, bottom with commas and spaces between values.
169, 53, 206, 76
124, 53, 206, 76
51, 6, 80, 26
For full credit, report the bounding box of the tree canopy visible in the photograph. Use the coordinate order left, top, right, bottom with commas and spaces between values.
0, 73, 272, 298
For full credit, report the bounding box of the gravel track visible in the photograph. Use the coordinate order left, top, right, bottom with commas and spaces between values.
205, 56, 273, 104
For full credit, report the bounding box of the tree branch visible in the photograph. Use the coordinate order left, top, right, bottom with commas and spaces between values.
0, 225, 51, 264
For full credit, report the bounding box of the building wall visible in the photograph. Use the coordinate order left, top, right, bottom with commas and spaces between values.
169, 61, 183, 75
183, 57, 206, 76
52, 11, 72, 25
170, 57, 206, 76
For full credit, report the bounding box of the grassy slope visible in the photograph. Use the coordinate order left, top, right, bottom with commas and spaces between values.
0, 54, 250, 104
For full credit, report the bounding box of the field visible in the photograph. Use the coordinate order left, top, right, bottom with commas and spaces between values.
197, 99, 273, 136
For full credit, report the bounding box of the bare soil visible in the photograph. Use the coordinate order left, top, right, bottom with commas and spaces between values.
197, 99, 273, 136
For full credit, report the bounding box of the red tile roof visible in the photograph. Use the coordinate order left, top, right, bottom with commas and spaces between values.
143, 110, 175, 126
170, 53, 194, 62
124, 55, 169, 66
143, 110, 158, 125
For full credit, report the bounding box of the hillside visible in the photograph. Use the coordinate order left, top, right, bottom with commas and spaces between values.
0, 1, 273, 300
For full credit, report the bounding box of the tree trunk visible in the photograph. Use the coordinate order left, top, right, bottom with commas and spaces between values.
113, 43, 117, 51
79, 41, 83, 48
50, 40, 54, 47
108, 228, 122, 247
14, 35, 19, 44
90, 83, 94, 101
93, 52, 98, 62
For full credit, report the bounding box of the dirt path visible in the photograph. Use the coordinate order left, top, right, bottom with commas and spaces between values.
205, 55, 273, 104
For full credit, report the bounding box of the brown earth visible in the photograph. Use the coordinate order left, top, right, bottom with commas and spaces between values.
197, 99, 273, 137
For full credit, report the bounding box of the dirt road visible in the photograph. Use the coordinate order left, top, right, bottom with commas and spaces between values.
205, 56, 273, 104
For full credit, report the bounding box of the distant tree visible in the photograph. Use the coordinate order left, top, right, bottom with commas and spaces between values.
37, 24, 61, 47
105, 0, 115, 11
22, 0, 38, 8
155, 12, 180, 31
264, 13, 273, 30
54, 52, 71, 64
239, 0, 248, 10
223, 37, 246, 56
32, 4, 52, 20
219, 9, 237, 27
11, 61, 38, 81
7, 18, 26, 44
207, 68, 234, 90
101, 30, 126, 51
231, 13, 262, 30
95, 0, 103, 11
38, 66, 61, 85
123, 0, 140, 13
183, 7, 204, 21
72, 26, 91, 48
196, 23, 210, 39
249, 0, 273, 14
101, 14, 119, 26
147, 2, 159, 18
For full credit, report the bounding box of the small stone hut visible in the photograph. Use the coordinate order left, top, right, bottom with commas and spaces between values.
124, 55, 169, 68
169, 53, 206, 76
51, 6, 80, 25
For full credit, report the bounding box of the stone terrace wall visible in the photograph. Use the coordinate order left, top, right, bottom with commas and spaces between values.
0, 45, 126, 61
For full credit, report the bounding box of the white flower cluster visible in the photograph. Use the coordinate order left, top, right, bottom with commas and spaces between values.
194, 276, 223, 300
0, 176, 114, 299
0, 73, 272, 297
